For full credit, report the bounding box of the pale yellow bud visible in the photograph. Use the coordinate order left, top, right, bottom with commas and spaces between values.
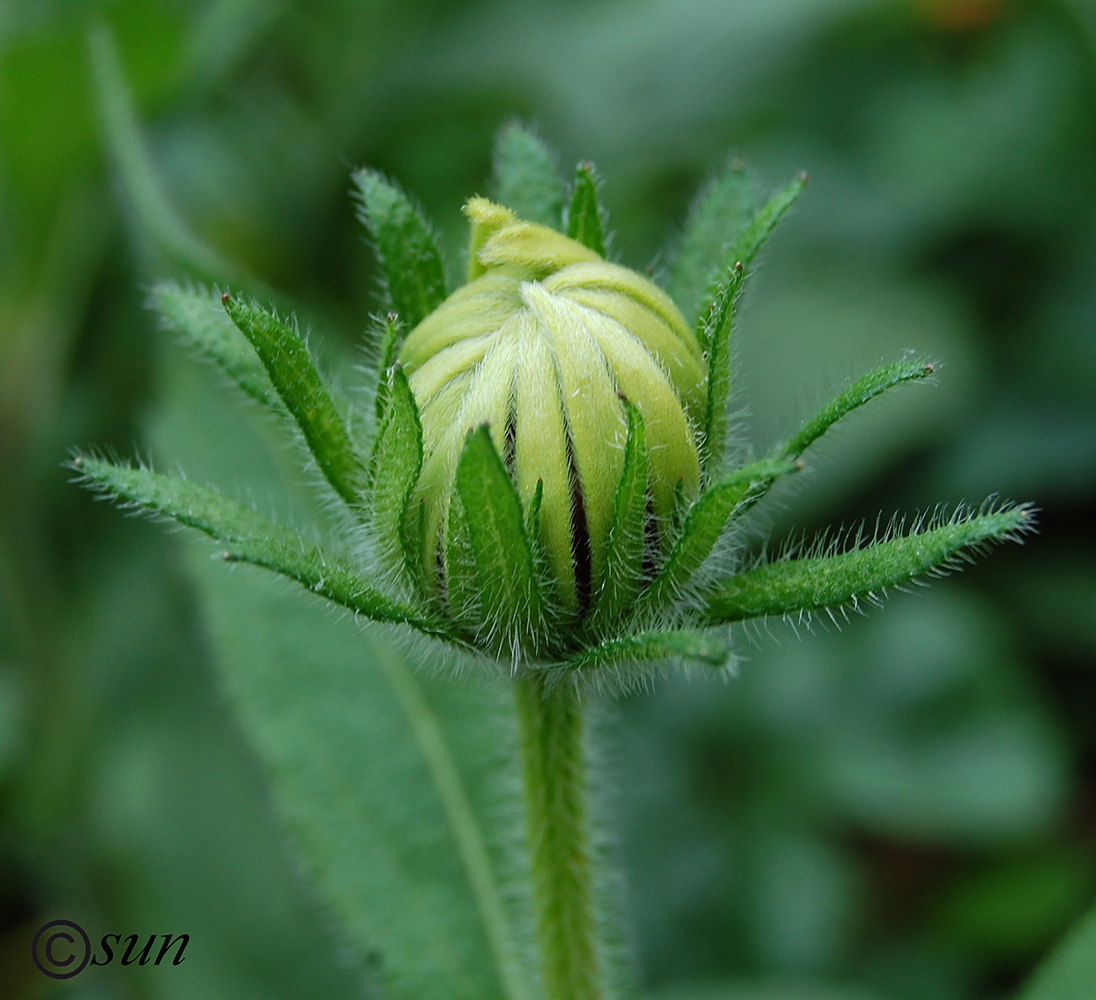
398, 199, 705, 622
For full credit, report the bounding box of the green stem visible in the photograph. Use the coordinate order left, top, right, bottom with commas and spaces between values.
515, 672, 602, 1000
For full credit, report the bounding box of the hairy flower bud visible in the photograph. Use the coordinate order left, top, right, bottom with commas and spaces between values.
397, 198, 706, 641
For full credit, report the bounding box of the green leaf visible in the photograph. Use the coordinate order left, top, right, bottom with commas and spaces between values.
186, 550, 536, 1000
646, 980, 892, 1000
150, 283, 275, 408
781, 356, 936, 460
223, 293, 365, 508
566, 162, 606, 257
586, 405, 648, 635
638, 458, 800, 616
455, 426, 545, 655
353, 169, 448, 330
1018, 902, 1096, 1000
566, 629, 727, 671
368, 364, 423, 581
87, 24, 240, 284
702, 502, 1036, 624
71, 456, 430, 631
667, 159, 756, 327
492, 121, 565, 228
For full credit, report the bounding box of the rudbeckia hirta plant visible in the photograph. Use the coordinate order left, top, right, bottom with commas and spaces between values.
74, 123, 1033, 1000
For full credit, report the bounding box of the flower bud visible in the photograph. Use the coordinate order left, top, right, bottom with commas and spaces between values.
397, 198, 705, 640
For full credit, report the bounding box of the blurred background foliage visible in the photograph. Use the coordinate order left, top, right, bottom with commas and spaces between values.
1, 0, 1095, 997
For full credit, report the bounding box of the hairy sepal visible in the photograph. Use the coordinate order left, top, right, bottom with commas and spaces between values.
699, 173, 807, 479
151, 283, 276, 408
353, 169, 448, 330
566, 628, 727, 672
585, 405, 648, 638
702, 501, 1036, 624
637, 457, 800, 619
222, 293, 365, 509
783, 355, 936, 460
718, 356, 938, 524
492, 122, 565, 229
455, 426, 546, 659
566, 162, 607, 258
368, 364, 424, 586
71, 456, 433, 632
668, 159, 756, 328
373, 312, 402, 423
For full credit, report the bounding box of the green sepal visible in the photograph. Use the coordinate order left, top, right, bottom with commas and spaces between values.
699, 172, 807, 479
150, 283, 275, 409
445, 491, 482, 635
455, 426, 545, 654
522, 478, 549, 601
669, 478, 689, 541
718, 357, 937, 523
702, 502, 1036, 624
586, 405, 648, 635
492, 122, 565, 228
71, 456, 435, 632
668, 159, 756, 328
782, 356, 936, 460
566, 162, 606, 257
698, 261, 743, 480
223, 293, 365, 509
373, 312, 402, 423
566, 629, 727, 671
368, 364, 424, 582
726, 172, 807, 285
353, 169, 448, 330
524, 478, 545, 552
717, 454, 805, 530
405, 497, 427, 596
638, 457, 800, 616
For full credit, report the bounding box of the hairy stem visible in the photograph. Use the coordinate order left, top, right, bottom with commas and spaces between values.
515, 673, 602, 1000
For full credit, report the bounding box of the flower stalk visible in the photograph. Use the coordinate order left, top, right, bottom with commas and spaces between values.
515, 673, 601, 1000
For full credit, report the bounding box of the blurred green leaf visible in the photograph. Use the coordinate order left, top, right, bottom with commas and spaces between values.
937, 851, 1095, 961
88, 22, 238, 283
186, 556, 533, 999
646, 979, 892, 1000
1017, 902, 1096, 1000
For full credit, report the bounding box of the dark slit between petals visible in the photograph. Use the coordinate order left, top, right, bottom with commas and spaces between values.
564, 430, 592, 617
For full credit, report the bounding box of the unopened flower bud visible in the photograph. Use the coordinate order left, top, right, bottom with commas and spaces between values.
398, 198, 705, 641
